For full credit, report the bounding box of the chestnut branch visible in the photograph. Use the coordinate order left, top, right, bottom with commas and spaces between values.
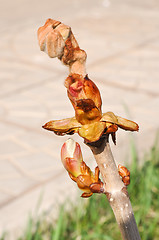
87, 136, 141, 240
37, 19, 141, 240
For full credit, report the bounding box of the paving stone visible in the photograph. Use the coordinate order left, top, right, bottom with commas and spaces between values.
88, 42, 159, 95
70, 3, 159, 66
0, 172, 77, 240
0, 173, 34, 198
15, 151, 62, 177
17, 131, 53, 149
0, 193, 8, 205
0, 122, 25, 140
0, 138, 29, 157
0, 0, 159, 238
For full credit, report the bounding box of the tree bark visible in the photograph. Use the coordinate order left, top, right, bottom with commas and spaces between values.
87, 136, 141, 240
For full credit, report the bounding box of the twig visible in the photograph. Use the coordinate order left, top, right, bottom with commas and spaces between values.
38, 19, 141, 240
87, 136, 141, 240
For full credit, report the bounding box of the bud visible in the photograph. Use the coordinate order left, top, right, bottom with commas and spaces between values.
118, 164, 130, 186
64, 74, 102, 124
37, 19, 70, 59
61, 139, 104, 197
61, 138, 83, 177
37, 18, 80, 66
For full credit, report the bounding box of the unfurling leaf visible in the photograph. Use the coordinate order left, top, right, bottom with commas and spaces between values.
42, 117, 81, 136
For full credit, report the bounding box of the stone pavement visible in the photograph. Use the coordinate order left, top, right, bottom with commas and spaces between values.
0, 0, 159, 238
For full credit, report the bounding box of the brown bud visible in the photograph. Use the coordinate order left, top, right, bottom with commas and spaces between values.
89, 182, 104, 193
118, 164, 130, 186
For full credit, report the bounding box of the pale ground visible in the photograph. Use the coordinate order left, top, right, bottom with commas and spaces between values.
0, 0, 159, 238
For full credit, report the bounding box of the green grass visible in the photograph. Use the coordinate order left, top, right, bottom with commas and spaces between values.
2, 138, 159, 240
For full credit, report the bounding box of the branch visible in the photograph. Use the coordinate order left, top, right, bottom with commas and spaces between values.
37, 19, 141, 240
86, 136, 141, 240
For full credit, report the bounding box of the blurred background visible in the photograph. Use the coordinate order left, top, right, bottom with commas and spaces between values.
0, 0, 159, 238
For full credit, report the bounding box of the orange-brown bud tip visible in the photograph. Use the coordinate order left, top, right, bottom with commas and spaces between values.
42, 123, 49, 129
89, 182, 104, 194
